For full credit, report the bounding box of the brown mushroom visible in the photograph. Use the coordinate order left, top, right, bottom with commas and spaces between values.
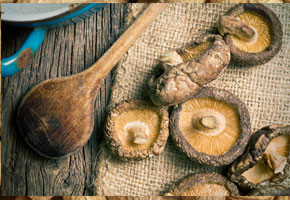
107, 197, 164, 200
63, 197, 107, 200
275, 197, 290, 200
181, 197, 226, 200
228, 124, 290, 191
170, 87, 251, 166
105, 100, 169, 161
249, 185, 290, 196
219, 4, 282, 66
165, 172, 239, 196
148, 34, 230, 107
226, 197, 275, 200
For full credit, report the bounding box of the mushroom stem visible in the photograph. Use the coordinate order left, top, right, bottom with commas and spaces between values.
134, 134, 148, 144
264, 143, 287, 174
125, 121, 149, 145
199, 116, 218, 129
160, 50, 184, 67
192, 109, 227, 136
194, 116, 218, 130
218, 16, 256, 42
180, 41, 213, 61
132, 126, 149, 145
265, 153, 287, 174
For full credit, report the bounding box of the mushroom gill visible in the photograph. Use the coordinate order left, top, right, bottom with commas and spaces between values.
178, 97, 241, 156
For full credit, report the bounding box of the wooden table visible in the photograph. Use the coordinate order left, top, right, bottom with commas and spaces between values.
1, 4, 126, 196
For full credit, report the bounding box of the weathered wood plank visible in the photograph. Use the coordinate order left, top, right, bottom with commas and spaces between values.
1, 4, 126, 196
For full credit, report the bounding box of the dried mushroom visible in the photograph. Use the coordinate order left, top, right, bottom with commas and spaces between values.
181, 197, 226, 200
148, 34, 230, 106
105, 100, 169, 161
165, 172, 239, 196
170, 87, 251, 166
228, 124, 290, 191
227, 197, 275, 200
219, 4, 282, 66
275, 197, 290, 200
249, 185, 290, 196
63, 197, 107, 200
107, 197, 163, 200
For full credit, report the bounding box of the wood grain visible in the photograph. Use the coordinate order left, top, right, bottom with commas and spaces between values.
1, 4, 126, 196
15, 3, 166, 159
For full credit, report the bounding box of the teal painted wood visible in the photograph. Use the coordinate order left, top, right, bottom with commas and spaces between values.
1, 3, 107, 77
1, 28, 46, 77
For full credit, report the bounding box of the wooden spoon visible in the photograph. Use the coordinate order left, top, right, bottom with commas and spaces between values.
16, 4, 167, 158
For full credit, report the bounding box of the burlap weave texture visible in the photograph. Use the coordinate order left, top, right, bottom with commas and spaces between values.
94, 3, 290, 196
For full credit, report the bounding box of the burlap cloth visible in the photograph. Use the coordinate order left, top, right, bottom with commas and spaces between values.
93, 3, 290, 196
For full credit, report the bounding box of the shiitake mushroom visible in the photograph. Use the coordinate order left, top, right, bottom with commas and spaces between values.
105, 100, 169, 161
148, 34, 230, 107
249, 185, 290, 196
228, 124, 290, 191
218, 4, 283, 66
181, 198, 226, 200
107, 198, 163, 200
165, 172, 239, 196
226, 197, 275, 200
170, 87, 251, 166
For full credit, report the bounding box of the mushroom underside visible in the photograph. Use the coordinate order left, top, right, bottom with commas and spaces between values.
178, 97, 241, 156
105, 100, 169, 160
170, 88, 251, 166
228, 125, 290, 191
242, 134, 289, 184
218, 4, 282, 66
166, 173, 239, 196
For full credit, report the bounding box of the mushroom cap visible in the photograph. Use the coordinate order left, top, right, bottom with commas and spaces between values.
148, 34, 230, 107
222, 4, 282, 66
228, 124, 290, 191
227, 197, 275, 200
170, 87, 251, 166
181, 197, 226, 200
165, 172, 239, 196
107, 198, 163, 200
249, 185, 290, 196
105, 100, 169, 161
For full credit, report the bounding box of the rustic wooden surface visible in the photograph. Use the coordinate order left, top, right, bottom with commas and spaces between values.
1, 4, 126, 196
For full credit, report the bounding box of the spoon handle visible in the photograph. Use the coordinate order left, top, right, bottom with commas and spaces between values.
82, 4, 167, 83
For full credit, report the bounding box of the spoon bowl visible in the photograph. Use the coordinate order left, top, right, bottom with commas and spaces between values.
17, 74, 98, 158
16, 4, 167, 158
